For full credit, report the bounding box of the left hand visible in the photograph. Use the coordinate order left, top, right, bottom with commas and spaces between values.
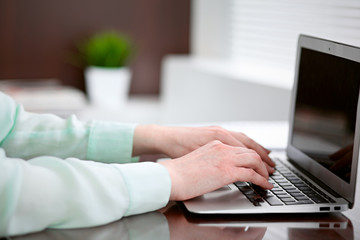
132, 125, 275, 168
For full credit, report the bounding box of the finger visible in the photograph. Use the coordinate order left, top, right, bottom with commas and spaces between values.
248, 137, 271, 154
236, 168, 273, 189
222, 131, 275, 167
233, 132, 275, 167
265, 162, 275, 174
247, 139, 272, 155
217, 131, 247, 148
247, 142, 275, 167
234, 150, 270, 179
262, 146, 272, 154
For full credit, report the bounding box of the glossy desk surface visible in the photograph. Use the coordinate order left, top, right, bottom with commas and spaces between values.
10, 202, 355, 240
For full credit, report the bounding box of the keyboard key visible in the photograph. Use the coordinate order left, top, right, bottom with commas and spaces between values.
264, 196, 284, 206
311, 197, 329, 203
282, 173, 294, 177
275, 179, 288, 183
285, 200, 313, 205
272, 189, 286, 193
302, 190, 315, 194
299, 200, 314, 204
292, 181, 305, 185
258, 191, 271, 198
297, 186, 312, 191
243, 189, 256, 195
276, 193, 290, 197
287, 189, 301, 194
280, 197, 295, 202
238, 185, 252, 192
290, 192, 306, 197
252, 195, 264, 202
279, 182, 293, 188
234, 181, 247, 187
286, 176, 300, 180
244, 192, 256, 199
294, 196, 310, 201
293, 182, 306, 186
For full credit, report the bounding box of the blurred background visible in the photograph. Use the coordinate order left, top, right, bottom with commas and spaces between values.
1, 0, 360, 124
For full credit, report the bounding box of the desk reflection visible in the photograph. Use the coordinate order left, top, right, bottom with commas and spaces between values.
11, 204, 352, 240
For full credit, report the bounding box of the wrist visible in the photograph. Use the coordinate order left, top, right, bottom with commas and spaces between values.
159, 160, 179, 201
133, 125, 167, 156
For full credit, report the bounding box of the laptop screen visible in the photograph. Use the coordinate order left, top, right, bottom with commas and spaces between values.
291, 47, 360, 183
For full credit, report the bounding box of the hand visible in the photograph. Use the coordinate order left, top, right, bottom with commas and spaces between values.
159, 140, 273, 201
133, 125, 275, 169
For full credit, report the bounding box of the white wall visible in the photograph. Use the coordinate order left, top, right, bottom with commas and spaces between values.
160, 56, 292, 124
155, 0, 293, 125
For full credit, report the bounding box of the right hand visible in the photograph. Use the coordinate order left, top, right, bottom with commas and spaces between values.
159, 140, 273, 201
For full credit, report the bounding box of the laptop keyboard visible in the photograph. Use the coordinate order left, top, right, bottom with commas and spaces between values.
235, 158, 336, 206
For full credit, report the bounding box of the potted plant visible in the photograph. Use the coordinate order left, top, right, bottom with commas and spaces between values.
78, 30, 134, 109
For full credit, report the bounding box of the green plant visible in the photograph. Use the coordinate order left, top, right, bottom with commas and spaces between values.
78, 31, 134, 68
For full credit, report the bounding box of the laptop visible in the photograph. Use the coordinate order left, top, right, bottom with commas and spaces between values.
181, 34, 360, 214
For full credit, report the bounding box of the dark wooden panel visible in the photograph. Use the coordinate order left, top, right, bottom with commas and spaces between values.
0, 0, 190, 94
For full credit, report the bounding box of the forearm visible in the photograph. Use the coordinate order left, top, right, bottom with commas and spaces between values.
132, 125, 167, 156
0, 93, 136, 163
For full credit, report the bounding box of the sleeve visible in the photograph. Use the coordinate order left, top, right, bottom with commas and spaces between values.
0, 92, 172, 236
0, 149, 171, 237
0, 91, 137, 164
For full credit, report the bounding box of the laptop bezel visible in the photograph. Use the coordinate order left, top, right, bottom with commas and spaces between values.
286, 34, 360, 208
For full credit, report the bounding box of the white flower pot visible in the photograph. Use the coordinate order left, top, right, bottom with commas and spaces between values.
85, 66, 131, 109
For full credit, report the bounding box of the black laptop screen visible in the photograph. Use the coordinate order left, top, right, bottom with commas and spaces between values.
291, 47, 360, 183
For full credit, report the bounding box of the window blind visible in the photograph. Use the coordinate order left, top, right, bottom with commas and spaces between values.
229, 0, 360, 74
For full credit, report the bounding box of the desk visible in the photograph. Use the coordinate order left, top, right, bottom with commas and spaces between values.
9, 121, 360, 240
10, 202, 354, 240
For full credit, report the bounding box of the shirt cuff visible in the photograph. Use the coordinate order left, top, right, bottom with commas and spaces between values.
0, 93, 17, 144
112, 162, 171, 216
87, 121, 137, 163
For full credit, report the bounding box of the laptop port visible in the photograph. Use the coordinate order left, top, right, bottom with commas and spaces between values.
320, 223, 330, 228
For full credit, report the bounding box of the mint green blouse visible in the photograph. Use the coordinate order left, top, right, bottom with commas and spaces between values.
0, 92, 171, 237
